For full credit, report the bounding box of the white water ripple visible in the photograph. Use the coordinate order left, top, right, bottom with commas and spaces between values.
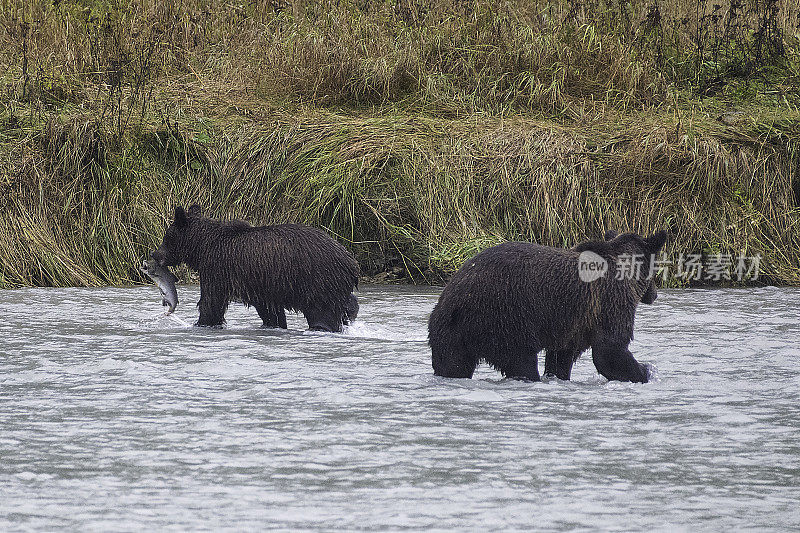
0, 285, 799, 531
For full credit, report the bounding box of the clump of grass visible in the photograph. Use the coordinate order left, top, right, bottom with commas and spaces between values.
4, 0, 797, 118
261, 1, 662, 113
2, 109, 798, 287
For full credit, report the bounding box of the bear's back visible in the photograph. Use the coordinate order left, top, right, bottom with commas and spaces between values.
433, 241, 596, 350
450, 241, 580, 286
212, 221, 358, 308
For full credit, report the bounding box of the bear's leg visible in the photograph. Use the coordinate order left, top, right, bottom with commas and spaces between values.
431, 344, 478, 379
502, 351, 541, 382
197, 286, 228, 327
343, 293, 359, 325
591, 343, 650, 383
256, 304, 287, 329
544, 349, 580, 380
303, 307, 343, 333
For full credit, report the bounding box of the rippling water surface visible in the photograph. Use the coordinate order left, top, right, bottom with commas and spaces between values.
1, 285, 799, 530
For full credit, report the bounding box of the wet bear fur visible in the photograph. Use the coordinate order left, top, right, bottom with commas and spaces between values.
152, 205, 359, 331
428, 230, 667, 383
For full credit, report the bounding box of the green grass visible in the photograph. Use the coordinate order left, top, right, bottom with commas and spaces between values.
2, 107, 798, 287
1, 0, 799, 287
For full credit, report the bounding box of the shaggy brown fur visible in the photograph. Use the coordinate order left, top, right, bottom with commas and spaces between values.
428, 231, 667, 383
152, 205, 359, 331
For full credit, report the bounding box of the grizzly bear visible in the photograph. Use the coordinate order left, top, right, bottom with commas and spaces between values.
428, 230, 667, 383
152, 205, 359, 331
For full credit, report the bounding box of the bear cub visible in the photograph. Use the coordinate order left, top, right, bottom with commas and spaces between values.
152, 205, 359, 331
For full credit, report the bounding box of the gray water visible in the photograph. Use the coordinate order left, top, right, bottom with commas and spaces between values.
1, 285, 798, 531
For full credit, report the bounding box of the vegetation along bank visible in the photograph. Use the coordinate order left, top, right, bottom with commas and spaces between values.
1, 0, 798, 287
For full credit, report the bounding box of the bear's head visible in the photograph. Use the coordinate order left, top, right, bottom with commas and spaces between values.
604, 230, 667, 304
151, 205, 203, 267
575, 230, 668, 304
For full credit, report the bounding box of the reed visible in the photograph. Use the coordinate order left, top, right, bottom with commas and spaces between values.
2, 109, 798, 287
1, 0, 798, 287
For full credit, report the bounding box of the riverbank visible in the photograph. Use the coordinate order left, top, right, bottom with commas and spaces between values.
3, 103, 798, 287
1, 0, 799, 287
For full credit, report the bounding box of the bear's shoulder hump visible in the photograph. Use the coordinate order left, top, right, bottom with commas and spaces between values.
572, 239, 612, 255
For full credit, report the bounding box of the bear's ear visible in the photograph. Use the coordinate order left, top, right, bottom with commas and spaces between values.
187, 204, 202, 218
645, 230, 668, 252
174, 206, 188, 228
604, 230, 619, 241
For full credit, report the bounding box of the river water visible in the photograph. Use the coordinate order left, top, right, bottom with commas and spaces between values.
0, 285, 798, 531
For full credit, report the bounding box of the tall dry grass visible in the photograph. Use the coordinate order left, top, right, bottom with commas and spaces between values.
3, 0, 798, 114
2, 112, 798, 286
0, 0, 798, 287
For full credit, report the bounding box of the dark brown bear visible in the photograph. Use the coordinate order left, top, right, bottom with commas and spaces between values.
152, 205, 359, 331
428, 230, 667, 383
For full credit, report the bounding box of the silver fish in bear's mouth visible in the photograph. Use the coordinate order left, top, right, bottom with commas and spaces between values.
140, 259, 179, 315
